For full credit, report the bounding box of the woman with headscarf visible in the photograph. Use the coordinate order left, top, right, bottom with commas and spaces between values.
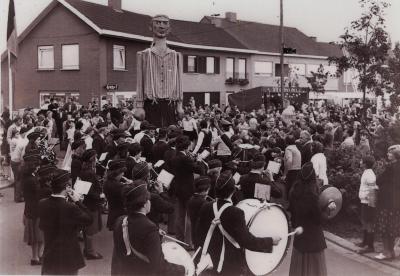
289, 162, 327, 276
374, 145, 400, 260
79, 149, 104, 260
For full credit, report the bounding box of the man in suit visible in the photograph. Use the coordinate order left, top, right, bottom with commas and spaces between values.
152, 127, 169, 163
170, 135, 202, 245
63, 97, 78, 114
39, 169, 93, 275
195, 171, 281, 275
111, 180, 185, 275
238, 153, 282, 200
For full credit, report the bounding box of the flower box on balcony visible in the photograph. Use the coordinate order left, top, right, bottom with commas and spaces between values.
225, 77, 235, 85
238, 79, 249, 86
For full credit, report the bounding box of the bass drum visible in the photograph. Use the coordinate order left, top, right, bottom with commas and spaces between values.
236, 199, 290, 276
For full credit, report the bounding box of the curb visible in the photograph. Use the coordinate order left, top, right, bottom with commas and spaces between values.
0, 182, 13, 190
324, 231, 400, 272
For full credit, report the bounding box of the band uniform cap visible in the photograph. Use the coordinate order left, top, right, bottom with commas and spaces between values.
215, 171, 235, 191
37, 164, 58, 177
131, 162, 150, 180
81, 149, 97, 162
108, 159, 127, 172
208, 159, 222, 169
51, 169, 71, 190
122, 180, 150, 208
194, 176, 211, 192
96, 122, 108, 130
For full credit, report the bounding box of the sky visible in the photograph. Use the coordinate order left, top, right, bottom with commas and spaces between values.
0, 0, 400, 53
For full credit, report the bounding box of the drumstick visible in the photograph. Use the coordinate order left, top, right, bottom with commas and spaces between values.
159, 230, 190, 247
287, 227, 304, 237
191, 247, 201, 261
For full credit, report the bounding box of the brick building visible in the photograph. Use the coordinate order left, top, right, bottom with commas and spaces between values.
1, 0, 356, 112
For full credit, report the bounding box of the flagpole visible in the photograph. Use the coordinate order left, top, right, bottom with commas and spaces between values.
8, 49, 13, 116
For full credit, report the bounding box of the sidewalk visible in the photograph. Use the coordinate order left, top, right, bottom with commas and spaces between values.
324, 231, 400, 273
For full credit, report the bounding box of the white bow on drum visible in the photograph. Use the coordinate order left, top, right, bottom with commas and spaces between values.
236, 199, 299, 276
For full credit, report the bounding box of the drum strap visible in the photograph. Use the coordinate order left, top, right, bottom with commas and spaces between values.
201, 202, 240, 273
122, 217, 150, 263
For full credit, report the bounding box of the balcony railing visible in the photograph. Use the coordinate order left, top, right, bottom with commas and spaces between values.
225, 72, 249, 86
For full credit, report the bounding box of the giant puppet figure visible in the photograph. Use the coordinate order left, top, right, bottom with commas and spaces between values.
135, 15, 184, 127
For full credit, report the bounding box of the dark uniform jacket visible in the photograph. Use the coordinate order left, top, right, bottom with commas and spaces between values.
104, 178, 126, 230
188, 194, 209, 245
70, 155, 82, 185
79, 169, 103, 211
111, 213, 184, 276
170, 151, 201, 202
238, 172, 282, 200
289, 190, 327, 253
152, 140, 169, 163
22, 170, 41, 219
195, 199, 274, 275
125, 156, 139, 180
140, 134, 154, 163
92, 133, 107, 158
299, 141, 313, 165
39, 197, 92, 275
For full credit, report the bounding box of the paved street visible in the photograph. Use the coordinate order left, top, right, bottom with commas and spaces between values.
0, 186, 398, 276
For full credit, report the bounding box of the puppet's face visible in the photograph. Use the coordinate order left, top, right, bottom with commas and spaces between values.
151, 16, 170, 38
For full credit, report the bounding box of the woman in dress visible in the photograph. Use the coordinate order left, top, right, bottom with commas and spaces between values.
62, 120, 75, 170
374, 145, 400, 260
21, 150, 43, 265
289, 162, 327, 276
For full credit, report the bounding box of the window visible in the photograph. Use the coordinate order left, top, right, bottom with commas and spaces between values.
289, 63, 306, 76
325, 65, 337, 78
39, 91, 79, 107
254, 61, 272, 76
62, 44, 79, 70
113, 45, 125, 70
306, 64, 320, 76
38, 46, 54, 70
226, 58, 234, 79
188, 56, 196, 72
206, 57, 215, 74
275, 63, 289, 77
238, 58, 246, 79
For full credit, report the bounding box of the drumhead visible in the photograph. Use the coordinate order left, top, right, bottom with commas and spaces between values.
161, 242, 194, 275
319, 185, 342, 219
236, 199, 263, 225
239, 143, 254, 149
245, 204, 290, 276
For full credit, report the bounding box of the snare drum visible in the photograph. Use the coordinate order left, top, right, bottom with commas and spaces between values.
162, 241, 195, 276
236, 199, 290, 276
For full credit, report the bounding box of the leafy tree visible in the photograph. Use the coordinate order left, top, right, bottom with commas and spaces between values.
387, 42, 400, 113
306, 64, 329, 95
328, 0, 391, 118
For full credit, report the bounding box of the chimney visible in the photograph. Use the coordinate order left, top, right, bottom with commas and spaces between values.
309, 36, 317, 42
225, 12, 237, 23
108, 0, 122, 11
210, 17, 222, 28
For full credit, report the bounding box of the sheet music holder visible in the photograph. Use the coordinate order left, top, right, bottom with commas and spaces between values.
267, 161, 281, 174
74, 179, 92, 195
99, 152, 108, 162
157, 169, 174, 189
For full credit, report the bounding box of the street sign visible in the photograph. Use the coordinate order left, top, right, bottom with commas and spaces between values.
105, 84, 118, 91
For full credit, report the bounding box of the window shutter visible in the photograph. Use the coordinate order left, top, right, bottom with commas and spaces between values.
214, 57, 220, 74
197, 56, 206, 74
183, 55, 188, 73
